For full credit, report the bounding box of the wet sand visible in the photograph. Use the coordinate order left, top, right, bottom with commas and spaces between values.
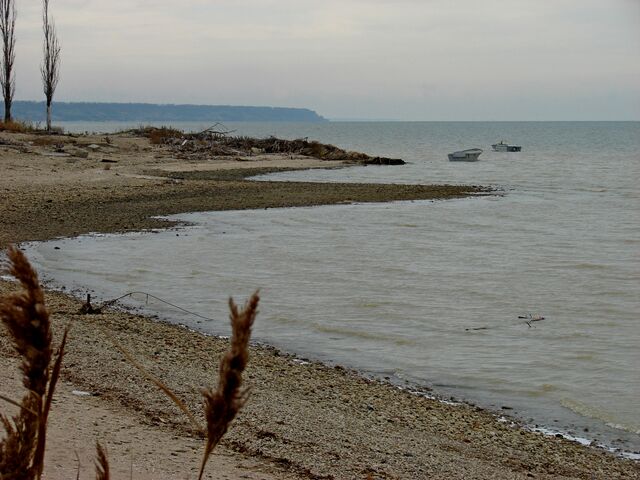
1, 131, 638, 479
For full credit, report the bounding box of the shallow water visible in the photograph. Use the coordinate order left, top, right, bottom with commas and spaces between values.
26, 121, 640, 454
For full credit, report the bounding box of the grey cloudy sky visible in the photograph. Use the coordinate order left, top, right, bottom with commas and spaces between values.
13, 0, 640, 120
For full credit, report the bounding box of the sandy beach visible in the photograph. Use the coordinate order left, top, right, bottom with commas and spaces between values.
1, 130, 638, 479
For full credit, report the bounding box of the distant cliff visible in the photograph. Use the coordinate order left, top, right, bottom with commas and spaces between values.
12, 101, 327, 123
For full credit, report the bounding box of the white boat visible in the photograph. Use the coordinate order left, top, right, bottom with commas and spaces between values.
491, 141, 521, 152
448, 148, 483, 162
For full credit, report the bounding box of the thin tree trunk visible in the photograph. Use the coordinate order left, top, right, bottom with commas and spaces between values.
41, 0, 60, 132
3, 95, 10, 122
0, 0, 16, 123
46, 101, 51, 131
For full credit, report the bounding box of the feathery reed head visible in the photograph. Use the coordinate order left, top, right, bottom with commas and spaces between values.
0, 246, 65, 480
95, 442, 110, 480
0, 246, 52, 397
198, 290, 259, 480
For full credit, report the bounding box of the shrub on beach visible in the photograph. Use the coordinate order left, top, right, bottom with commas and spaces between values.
0, 120, 64, 135
0, 120, 37, 133
133, 125, 184, 144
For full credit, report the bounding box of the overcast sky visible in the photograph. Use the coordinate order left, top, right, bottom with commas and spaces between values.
13, 0, 640, 120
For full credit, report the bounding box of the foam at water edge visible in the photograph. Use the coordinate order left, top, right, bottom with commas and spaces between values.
529, 426, 640, 460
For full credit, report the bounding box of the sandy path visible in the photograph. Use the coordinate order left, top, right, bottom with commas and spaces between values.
2, 358, 295, 480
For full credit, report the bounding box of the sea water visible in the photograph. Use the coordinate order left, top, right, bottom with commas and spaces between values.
25, 121, 640, 455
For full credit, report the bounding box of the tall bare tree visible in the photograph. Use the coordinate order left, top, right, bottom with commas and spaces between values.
41, 0, 60, 131
0, 0, 16, 123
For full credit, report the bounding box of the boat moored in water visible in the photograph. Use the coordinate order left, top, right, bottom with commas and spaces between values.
492, 141, 522, 152
448, 148, 483, 162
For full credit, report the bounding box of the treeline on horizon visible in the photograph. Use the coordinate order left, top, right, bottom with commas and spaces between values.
11, 101, 327, 123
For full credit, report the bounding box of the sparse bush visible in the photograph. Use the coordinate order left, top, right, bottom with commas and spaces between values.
0, 119, 36, 133
308, 140, 326, 158
43, 125, 63, 135
131, 125, 184, 144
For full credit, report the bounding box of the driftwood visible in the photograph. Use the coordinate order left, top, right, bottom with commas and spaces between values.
133, 126, 404, 164
194, 122, 237, 137
518, 314, 546, 328
465, 314, 546, 331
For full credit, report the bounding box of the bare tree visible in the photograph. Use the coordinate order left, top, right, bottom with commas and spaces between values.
0, 0, 16, 123
41, 0, 60, 131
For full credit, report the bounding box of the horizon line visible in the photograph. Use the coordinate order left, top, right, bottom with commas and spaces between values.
11, 100, 638, 122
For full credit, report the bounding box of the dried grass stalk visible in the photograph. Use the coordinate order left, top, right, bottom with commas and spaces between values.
198, 291, 259, 480
33, 329, 67, 478
102, 289, 259, 479
0, 246, 66, 480
0, 395, 38, 417
94, 442, 110, 480
1, 248, 258, 478
101, 327, 202, 433
0, 246, 52, 399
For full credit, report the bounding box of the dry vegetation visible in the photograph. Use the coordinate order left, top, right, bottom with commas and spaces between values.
0, 246, 65, 479
0, 247, 259, 479
0, 120, 64, 134
141, 126, 184, 145
0, 120, 36, 133
132, 125, 405, 164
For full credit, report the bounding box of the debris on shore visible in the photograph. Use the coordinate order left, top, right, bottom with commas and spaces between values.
130, 125, 405, 165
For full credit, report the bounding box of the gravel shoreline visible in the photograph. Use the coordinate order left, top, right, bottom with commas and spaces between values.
1, 131, 638, 479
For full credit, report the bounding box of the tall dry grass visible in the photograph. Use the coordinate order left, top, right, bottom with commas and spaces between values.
131, 126, 184, 144
198, 292, 259, 479
1, 247, 258, 479
94, 442, 109, 480
0, 120, 36, 133
0, 246, 67, 480
104, 291, 260, 480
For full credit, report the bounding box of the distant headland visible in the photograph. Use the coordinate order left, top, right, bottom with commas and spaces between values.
11, 101, 327, 123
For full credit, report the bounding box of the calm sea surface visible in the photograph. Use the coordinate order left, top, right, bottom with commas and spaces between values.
26, 121, 640, 455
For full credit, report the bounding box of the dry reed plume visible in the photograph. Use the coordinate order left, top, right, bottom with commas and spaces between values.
109, 291, 260, 480
197, 292, 259, 480
97, 288, 259, 479
102, 291, 259, 479
94, 442, 110, 480
1, 246, 258, 479
98, 324, 201, 433
0, 245, 67, 480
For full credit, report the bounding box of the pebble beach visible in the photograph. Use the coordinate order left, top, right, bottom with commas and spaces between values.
1, 130, 638, 479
